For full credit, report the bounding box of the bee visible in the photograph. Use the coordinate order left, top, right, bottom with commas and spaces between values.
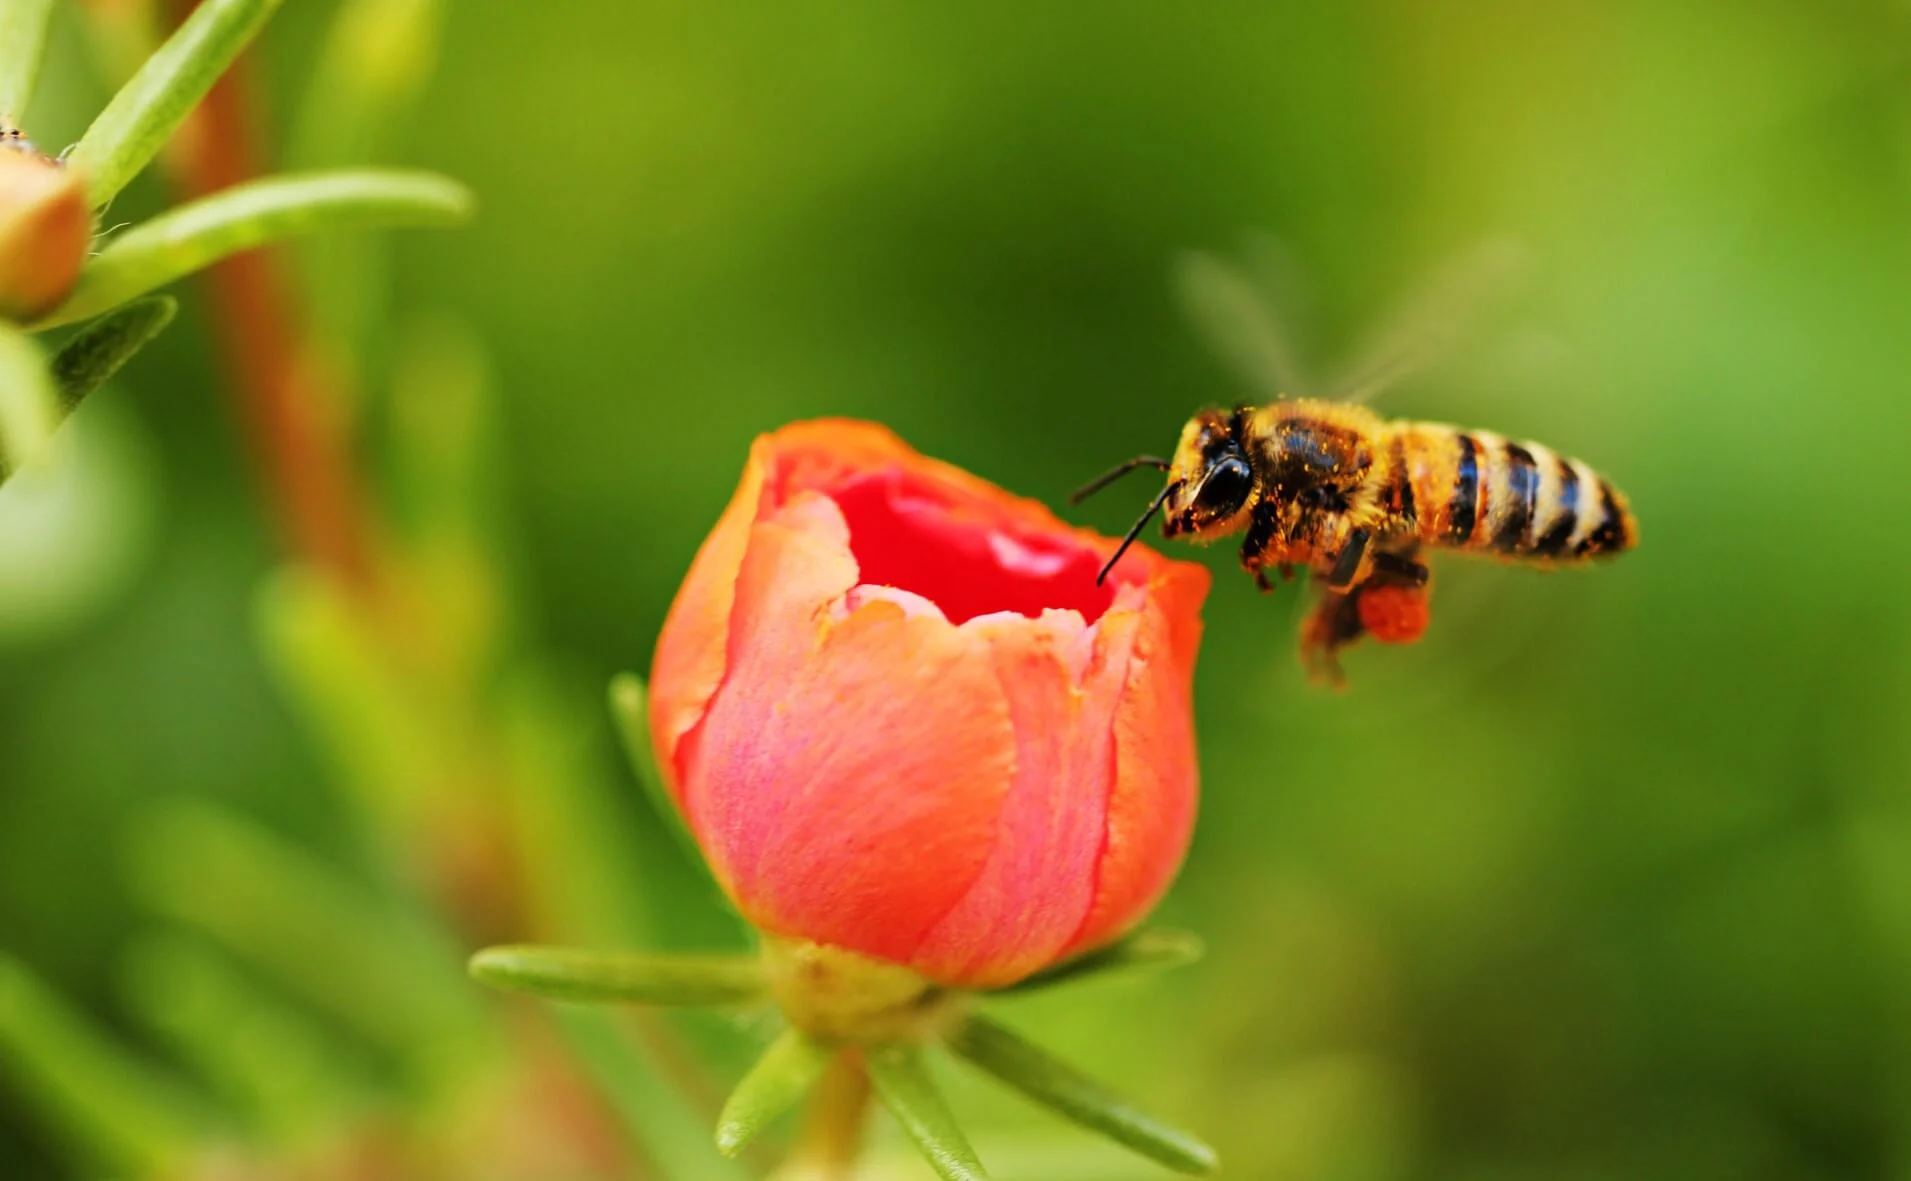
1075, 245, 1637, 682
1, 125, 55, 164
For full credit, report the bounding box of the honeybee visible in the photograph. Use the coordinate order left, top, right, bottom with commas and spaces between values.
1076, 245, 1637, 682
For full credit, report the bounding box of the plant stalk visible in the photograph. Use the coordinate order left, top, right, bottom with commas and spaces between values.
775, 1050, 871, 1181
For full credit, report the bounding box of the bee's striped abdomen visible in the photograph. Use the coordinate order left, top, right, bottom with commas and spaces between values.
1400, 424, 1634, 563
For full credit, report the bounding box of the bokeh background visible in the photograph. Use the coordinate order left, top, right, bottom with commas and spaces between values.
6, 2, 1911, 1178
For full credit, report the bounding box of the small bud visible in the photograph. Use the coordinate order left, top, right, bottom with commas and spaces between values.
0, 148, 90, 322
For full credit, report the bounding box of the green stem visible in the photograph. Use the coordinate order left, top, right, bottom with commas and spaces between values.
0, 0, 55, 120
67, 0, 286, 205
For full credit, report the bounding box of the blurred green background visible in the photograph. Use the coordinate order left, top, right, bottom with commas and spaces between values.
6, 1, 1911, 1178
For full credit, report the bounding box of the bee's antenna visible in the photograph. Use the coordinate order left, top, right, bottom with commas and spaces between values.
1095, 482, 1178, 586
1070, 456, 1172, 505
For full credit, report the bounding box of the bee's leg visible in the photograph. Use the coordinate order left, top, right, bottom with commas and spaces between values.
1369, 549, 1430, 588
1298, 587, 1363, 688
1241, 501, 1283, 593
1323, 527, 1372, 592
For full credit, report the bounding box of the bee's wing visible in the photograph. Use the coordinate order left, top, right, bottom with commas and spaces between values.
1325, 237, 1528, 406
1172, 244, 1312, 402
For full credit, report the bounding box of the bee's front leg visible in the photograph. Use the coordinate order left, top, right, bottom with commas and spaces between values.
1241, 501, 1284, 593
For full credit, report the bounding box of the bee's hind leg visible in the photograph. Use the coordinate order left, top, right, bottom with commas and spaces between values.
1299, 545, 1434, 684
1369, 548, 1430, 588
1299, 587, 1365, 687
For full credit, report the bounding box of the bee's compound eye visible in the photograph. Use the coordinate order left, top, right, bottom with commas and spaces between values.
1196, 455, 1254, 516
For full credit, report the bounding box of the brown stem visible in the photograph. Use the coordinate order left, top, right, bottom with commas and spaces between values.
777, 1051, 872, 1180
159, 0, 379, 600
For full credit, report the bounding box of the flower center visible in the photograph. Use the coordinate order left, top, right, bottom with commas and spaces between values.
831, 469, 1118, 625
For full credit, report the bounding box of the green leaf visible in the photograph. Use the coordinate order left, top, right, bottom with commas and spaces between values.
119, 933, 362, 1148
125, 800, 486, 1080
470, 945, 765, 1007
35, 168, 473, 330
0, 955, 206, 1176
67, 0, 285, 205
0, 321, 56, 483
554, 1006, 753, 1181
866, 1044, 991, 1181
49, 296, 176, 415
0, 0, 56, 119
945, 1013, 1217, 1175
715, 1028, 835, 1157
994, 928, 1205, 995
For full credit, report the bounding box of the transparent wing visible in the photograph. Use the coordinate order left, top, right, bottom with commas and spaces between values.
1325, 236, 1528, 406
1172, 243, 1312, 402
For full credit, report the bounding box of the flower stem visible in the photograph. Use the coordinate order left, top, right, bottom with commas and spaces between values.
774, 1050, 871, 1180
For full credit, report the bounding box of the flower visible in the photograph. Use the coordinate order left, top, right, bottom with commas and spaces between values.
0, 148, 89, 323
649, 420, 1209, 990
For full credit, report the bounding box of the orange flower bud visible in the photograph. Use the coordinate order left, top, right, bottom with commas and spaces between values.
0, 149, 90, 323
650, 421, 1209, 989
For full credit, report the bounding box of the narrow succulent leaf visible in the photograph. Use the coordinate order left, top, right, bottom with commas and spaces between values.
470, 945, 764, 1007
120, 934, 360, 1148
946, 1014, 1217, 1174
35, 169, 473, 330
0, 320, 56, 483
0, 955, 206, 1175
125, 800, 486, 1077
555, 1006, 753, 1181
995, 928, 1205, 995
49, 296, 176, 415
866, 1044, 991, 1181
715, 1028, 835, 1157
609, 672, 730, 896
67, 0, 284, 205
0, 0, 56, 119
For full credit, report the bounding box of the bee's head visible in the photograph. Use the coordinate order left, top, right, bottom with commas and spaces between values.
1070, 407, 1261, 586
1162, 408, 1258, 541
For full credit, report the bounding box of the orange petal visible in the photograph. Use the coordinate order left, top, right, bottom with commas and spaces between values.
649, 435, 773, 796
910, 605, 1140, 987
1060, 586, 1201, 959
690, 586, 1016, 964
